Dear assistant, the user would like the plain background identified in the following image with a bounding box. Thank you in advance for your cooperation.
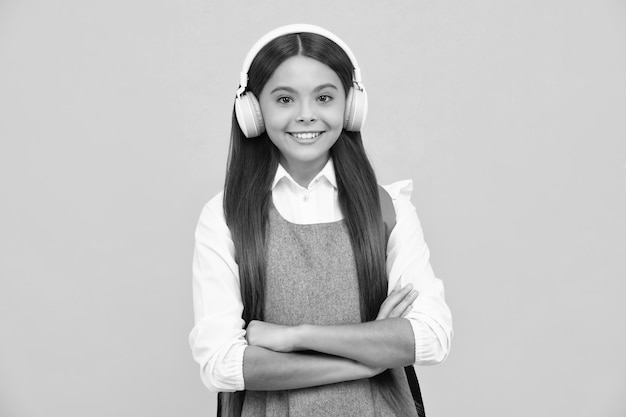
[1,1,625,416]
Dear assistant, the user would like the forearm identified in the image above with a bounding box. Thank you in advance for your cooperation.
[294,318,415,369]
[243,345,379,391]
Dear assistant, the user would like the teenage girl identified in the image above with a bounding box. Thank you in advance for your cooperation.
[190,24,453,417]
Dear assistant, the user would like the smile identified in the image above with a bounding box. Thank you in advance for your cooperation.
[289,132,322,140]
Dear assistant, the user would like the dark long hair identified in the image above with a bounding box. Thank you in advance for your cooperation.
[222,32,414,416]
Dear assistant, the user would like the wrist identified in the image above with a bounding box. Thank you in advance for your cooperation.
[291,323,309,351]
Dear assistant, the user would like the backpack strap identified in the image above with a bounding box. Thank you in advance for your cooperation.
[378,184,426,417]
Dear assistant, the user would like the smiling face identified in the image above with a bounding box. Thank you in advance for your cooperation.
[258,55,346,186]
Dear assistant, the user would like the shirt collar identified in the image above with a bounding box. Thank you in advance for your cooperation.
[272,158,338,190]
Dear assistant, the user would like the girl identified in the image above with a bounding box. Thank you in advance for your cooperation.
[190,24,452,417]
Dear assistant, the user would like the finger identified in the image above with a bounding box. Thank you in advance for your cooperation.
[376,296,397,320]
[381,284,412,312]
[377,285,414,320]
[389,290,419,318]
[400,302,413,317]
[391,284,414,305]
[376,302,391,320]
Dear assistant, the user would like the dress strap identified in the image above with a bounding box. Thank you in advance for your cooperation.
[378,185,396,246]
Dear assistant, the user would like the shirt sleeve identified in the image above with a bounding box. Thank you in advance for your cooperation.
[382,181,453,365]
[189,191,247,392]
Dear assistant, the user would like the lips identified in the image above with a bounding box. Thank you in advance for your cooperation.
[289,132,322,140]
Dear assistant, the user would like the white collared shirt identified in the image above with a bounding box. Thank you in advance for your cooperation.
[189,159,453,392]
[271,161,342,224]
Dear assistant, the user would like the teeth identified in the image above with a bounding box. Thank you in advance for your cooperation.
[291,132,321,140]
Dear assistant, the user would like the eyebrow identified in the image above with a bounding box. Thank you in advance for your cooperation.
[270,83,339,94]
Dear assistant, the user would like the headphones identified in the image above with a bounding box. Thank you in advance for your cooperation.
[234,24,368,138]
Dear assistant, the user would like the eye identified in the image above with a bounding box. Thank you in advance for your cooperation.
[277,96,293,104]
[317,94,333,103]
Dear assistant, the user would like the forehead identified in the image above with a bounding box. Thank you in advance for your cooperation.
[262,55,344,94]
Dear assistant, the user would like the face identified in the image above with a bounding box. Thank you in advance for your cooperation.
[258,55,346,183]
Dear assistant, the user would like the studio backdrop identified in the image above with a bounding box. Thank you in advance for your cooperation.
[0,1,624,416]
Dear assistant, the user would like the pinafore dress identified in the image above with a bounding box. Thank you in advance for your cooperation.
[239,204,418,417]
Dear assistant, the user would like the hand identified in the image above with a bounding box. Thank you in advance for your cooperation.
[376,282,419,320]
[245,320,297,352]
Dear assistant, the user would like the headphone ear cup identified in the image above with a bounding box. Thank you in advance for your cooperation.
[235,92,265,138]
[343,87,368,132]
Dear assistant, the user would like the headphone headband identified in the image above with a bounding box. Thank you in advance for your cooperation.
[237,24,364,98]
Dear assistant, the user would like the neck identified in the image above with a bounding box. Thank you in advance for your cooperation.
[281,156,329,188]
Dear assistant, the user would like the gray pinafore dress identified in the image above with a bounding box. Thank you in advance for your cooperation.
[240,204,417,417]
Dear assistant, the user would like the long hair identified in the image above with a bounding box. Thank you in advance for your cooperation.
[222,32,414,416]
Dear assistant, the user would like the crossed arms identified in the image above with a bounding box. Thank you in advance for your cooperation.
[243,284,418,390]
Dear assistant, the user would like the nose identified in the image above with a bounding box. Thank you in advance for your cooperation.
[296,102,316,124]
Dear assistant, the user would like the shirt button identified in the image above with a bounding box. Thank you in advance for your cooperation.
[303,193,309,202]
